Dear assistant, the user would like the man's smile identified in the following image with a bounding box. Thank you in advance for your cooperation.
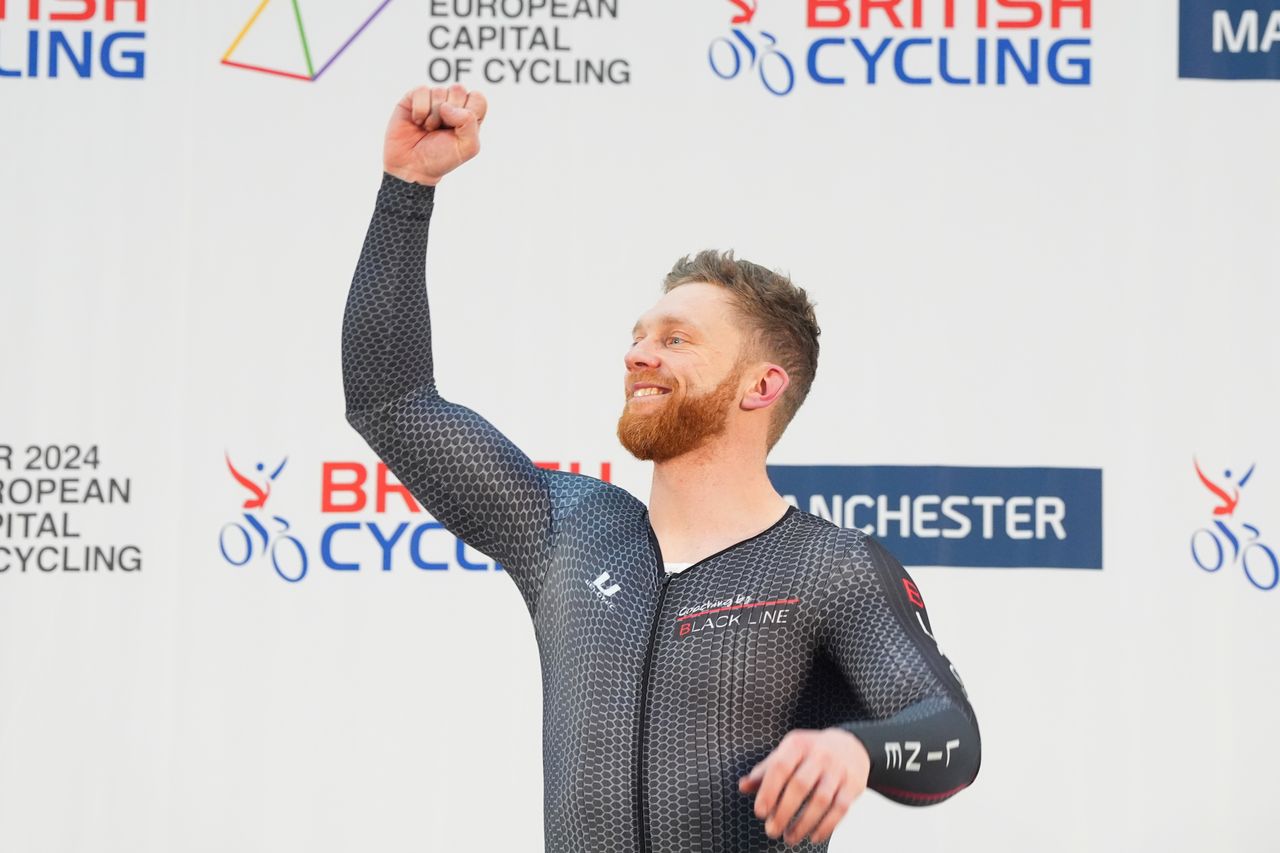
[629,381,672,400]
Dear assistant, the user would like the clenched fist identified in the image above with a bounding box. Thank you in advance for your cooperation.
[383,83,487,187]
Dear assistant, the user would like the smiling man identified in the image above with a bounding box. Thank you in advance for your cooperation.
[343,83,981,852]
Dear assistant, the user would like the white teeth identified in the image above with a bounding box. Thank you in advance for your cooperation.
[632,387,668,398]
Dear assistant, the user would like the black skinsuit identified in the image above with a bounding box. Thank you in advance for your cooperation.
[342,173,981,853]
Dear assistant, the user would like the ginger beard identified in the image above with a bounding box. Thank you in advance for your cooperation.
[616,360,747,463]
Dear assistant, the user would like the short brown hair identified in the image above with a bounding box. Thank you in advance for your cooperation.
[663,250,820,451]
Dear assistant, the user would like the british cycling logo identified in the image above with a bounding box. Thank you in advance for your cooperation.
[1191,458,1278,591]
[708,0,1092,96]
[218,453,610,583]
[220,453,309,582]
[221,0,393,82]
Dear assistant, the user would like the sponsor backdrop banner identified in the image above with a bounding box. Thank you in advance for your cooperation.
[1,1,1277,851]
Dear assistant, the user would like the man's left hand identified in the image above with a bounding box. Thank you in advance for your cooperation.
[738,728,871,846]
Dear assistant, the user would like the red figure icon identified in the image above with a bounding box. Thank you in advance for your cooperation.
[1194,457,1255,517]
[225,453,288,509]
[728,0,757,24]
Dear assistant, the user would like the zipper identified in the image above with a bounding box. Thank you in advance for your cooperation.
[635,524,669,853]
[633,505,795,852]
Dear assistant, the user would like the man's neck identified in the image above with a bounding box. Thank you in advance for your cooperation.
[647,439,792,564]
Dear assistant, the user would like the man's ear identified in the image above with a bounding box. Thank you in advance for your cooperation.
[741,364,789,412]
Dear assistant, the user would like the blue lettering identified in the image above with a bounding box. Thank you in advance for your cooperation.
[368,521,409,572]
[0,31,23,77]
[49,30,92,78]
[938,37,970,85]
[997,37,1039,85]
[410,521,450,571]
[322,522,361,571]
[807,37,845,84]
[1048,38,1090,85]
[894,37,932,85]
[102,31,145,78]
[851,37,891,84]
[0,28,145,79]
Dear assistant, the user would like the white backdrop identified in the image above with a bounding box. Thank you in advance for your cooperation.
[2,1,1279,851]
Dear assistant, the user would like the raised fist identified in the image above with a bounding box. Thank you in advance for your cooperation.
[383,83,487,187]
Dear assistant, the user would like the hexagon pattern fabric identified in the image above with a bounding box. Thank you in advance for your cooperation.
[342,173,981,852]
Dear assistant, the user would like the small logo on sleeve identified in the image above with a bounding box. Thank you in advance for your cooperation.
[899,576,967,693]
[884,738,962,772]
[902,577,925,608]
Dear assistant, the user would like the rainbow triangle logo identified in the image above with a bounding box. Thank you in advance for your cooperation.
[221,0,394,82]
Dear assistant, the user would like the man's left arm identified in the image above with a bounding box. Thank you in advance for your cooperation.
[740,533,981,844]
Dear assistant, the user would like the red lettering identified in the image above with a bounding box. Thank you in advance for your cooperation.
[50,0,93,21]
[861,0,902,28]
[902,578,925,609]
[679,622,691,637]
[0,0,42,21]
[996,0,1040,28]
[376,463,421,513]
[1052,0,1089,28]
[322,462,367,513]
[3,0,144,20]
[807,0,850,28]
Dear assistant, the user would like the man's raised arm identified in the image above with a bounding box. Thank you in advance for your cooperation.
[342,85,586,602]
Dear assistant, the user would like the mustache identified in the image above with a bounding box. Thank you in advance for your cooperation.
[625,372,677,390]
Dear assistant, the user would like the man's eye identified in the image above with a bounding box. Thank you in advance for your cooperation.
[668,336,684,345]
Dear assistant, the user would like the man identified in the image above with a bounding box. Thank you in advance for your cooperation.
[342,83,980,852]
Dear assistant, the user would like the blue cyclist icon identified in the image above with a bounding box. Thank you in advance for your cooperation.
[220,452,310,583]
[1191,458,1277,591]
[707,0,795,96]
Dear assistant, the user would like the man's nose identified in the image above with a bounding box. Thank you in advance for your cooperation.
[624,338,662,373]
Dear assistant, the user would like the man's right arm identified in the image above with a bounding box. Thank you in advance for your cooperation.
[342,172,564,589]
[342,86,594,602]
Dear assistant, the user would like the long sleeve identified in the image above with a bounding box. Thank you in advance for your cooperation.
[818,533,981,805]
[341,172,593,610]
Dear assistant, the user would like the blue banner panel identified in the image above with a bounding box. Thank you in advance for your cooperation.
[1180,0,1280,79]
[767,465,1103,570]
